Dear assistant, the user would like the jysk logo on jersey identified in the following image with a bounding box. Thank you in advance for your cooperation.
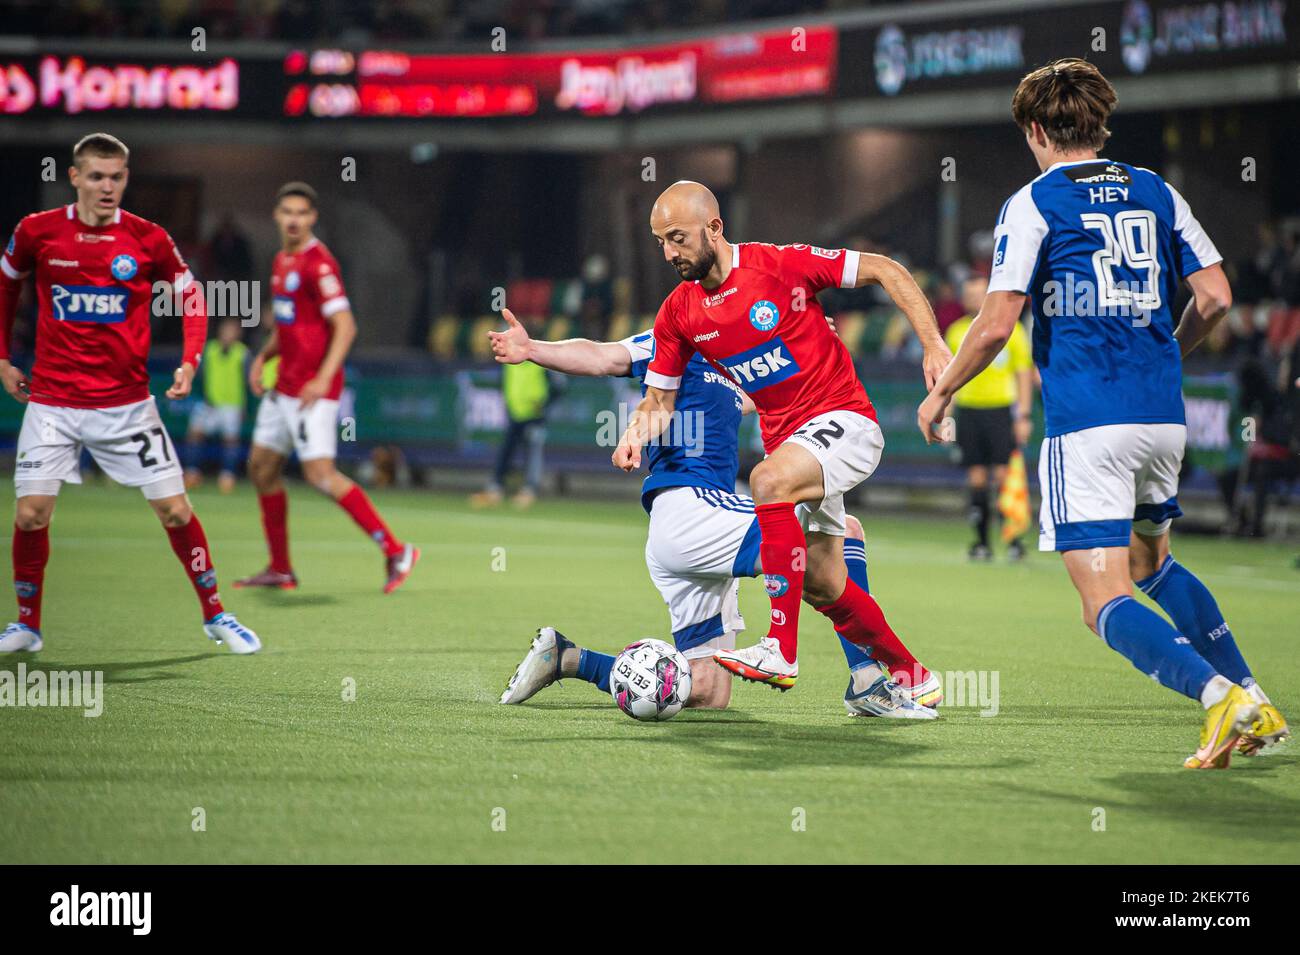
[749,299,780,331]
[719,336,800,392]
[50,285,129,323]
[110,253,138,280]
[273,295,296,324]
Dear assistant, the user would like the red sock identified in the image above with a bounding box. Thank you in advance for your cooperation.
[12,524,49,631]
[165,514,225,621]
[258,490,292,573]
[337,486,402,557]
[818,579,931,687]
[755,501,806,664]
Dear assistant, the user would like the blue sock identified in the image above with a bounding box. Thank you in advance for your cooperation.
[1096,595,1217,701]
[839,537,876,671]
[577,648,615,693]
[220,442,241,476]
[184,438,204,472]
[1136,555,1253,687]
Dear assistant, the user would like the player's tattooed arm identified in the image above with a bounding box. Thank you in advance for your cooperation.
[489,308,631,376]
[917,291,1025,445]
[853,252,950,388]
[1175,264,1233,358]
[613,386,677,471]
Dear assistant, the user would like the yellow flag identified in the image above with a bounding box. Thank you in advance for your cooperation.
[999,449,1030,542]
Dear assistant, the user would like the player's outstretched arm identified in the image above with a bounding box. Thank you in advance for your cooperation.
[488,308,631,376]
[854,252,950,388]
[1176,264,1233,358]
[613,385,676,472]
[917,291,1025,445]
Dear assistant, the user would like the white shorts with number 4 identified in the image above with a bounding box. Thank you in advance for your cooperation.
[14,397,185,500]
[782,409,885,537]
[251,390,339,462]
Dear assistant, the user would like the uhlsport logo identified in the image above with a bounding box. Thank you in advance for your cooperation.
[764,574,789,597]
[749,299,780,331]
[719,337,800,392]
[273,294,296,324]
[51,285,128,323]
[109,253,138,280]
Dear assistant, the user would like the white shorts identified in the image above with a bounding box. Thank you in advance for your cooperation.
[781,409,885,537]
[14,397,185,500]
[645,486,757,659]
[188,402,243,441]
[251,390,339,461]
[1038,423,1185,552]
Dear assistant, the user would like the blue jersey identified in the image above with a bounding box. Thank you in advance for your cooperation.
[620,331,746,512]
[987,159,1221,437]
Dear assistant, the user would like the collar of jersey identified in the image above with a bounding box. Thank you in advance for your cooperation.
[1035,157,1112,181]
[693,242,741,288]
[66,204,121,226]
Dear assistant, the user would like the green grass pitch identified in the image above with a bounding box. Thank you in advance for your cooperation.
[1,482,1296,864]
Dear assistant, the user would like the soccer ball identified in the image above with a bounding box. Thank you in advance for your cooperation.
[610,639,692,722]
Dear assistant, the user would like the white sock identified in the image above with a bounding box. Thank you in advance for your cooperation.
[1244,680,1270,706]
[850,664,887,694]
[1200,674,1232,710]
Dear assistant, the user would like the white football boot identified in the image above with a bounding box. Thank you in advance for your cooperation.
[713,636,798,690]
[844,666,938,720]
[0,622,42,653]
[500,627,568,704]
[203,612,262,654]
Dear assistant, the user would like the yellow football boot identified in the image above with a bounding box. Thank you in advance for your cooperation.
[1236,703,1289,756]
[1183,685,1259,770]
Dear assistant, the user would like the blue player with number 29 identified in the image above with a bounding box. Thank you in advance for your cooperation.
[918,58,1287,769]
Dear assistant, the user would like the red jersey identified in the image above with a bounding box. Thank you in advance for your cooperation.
[270,238,350,400]
[645,241,875,451]
[0,205,202,409]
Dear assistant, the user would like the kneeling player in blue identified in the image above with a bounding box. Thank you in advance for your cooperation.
[918,59,1287,766]
[491,309,935,718]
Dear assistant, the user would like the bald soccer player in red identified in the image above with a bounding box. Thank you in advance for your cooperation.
[614,182,946,703]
